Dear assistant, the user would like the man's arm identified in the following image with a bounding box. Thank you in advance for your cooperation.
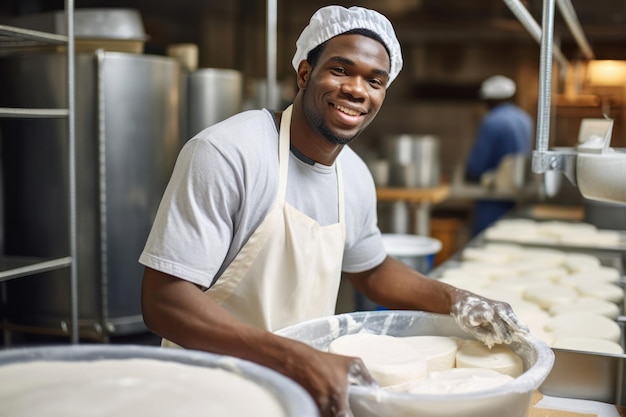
[141,267,372,417]
[345,256,529,347]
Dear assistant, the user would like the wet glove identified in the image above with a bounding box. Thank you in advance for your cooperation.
[450,288,530,348]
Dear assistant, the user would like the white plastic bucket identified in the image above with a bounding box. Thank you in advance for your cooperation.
[382,233,442,272]
[355,234,442,311]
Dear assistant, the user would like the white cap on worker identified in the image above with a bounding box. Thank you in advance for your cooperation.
[292,5,403,86]
[480,75,516,99]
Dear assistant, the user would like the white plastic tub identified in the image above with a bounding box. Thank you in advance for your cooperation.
[0,345,319,417]
[277,310,554,417]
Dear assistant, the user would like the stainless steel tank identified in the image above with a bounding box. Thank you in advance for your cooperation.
[183,68,243,139]
[384,134,441,188]
[0,51,181,340]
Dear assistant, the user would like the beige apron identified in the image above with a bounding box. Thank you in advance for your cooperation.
[163,105,345,347]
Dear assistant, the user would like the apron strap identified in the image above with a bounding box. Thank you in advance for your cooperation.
[277,105,292,202]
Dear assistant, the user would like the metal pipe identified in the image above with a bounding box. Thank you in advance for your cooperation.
[65,0,78,344]
[536,0,556,155]
[501,0,569,70]
[556,0,595,60]
[96,49,110,342]
[266,0,279,109]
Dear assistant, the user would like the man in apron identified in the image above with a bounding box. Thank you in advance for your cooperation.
[140,6,529,417]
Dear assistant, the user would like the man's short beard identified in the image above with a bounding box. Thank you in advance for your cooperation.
[315,120,355,145]
[302,90,357,146]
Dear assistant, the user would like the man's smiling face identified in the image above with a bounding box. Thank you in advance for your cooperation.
[300,33,390,145]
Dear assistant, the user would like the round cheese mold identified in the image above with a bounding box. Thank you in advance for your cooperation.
[455,339,524,378]
[328,333,428,387]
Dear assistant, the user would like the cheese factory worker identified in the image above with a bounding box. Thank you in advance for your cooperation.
[140,6,529,417]
[465,75,534,236]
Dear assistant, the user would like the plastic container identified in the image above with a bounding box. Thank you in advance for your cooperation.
[277,310,554,417]
[0,345,319,417]
[382,233,442,271]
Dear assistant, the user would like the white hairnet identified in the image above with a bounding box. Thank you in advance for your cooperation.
[292,5,403,86]
[480,75,516,99]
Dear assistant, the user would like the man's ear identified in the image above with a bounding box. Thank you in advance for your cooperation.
[297,60,312,89]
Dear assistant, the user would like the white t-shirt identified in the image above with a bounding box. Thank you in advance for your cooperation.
[139,109,386,288]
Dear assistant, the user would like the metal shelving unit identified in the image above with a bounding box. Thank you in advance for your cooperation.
[0,1,78,344]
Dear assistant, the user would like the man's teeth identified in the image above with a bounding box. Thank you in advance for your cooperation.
[335,104,360,116]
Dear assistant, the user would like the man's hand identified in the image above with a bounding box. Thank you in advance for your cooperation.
[284,345,376,417]
[450,288,530,348]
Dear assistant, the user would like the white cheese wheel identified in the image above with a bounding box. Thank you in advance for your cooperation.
[523,284,578,309]
[459,262,520,280]
[593,230,622,246]
[517,248,567,267]
[399,336,459,372]
[461,248,512,264]
[563,253,602,272]
[455,340,524,378]
[552,337,624,355]
[515,309,553,345]
[385,368,514,395]
[437,276,487,294]
[575,266,621,283]
[516,234,560,244]
[557,266,621,286]
[545,312,621,343]
[328,333,427,387]
[575,282,624,304]
[482,243,525,257]
[0,359,287,417]
[475,286,525,305]
[490,275,553,296]
[549,297,620,319]
[519,267,569,282]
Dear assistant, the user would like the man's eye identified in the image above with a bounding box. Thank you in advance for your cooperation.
[331,67,347,75]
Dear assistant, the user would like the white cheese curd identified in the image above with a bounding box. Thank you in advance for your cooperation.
[328,333,428,386]
[523,284,579,309]
[551,337,624,355]
[0,359,287,417]
[459,262,521,280]
[455,340,524,378]
[518,266,569,282]
[515,309,553,346]
[548,296,620,319]
[563,253,602,272]
[399,336,459,372]
[558,268,621,287]
[461,247,513,264]
[437,276,488,294]
[482,242,525,257]
[384,368,514,395]
[517,248,567,267]
[574,282,625,304]
[545,312,622,343]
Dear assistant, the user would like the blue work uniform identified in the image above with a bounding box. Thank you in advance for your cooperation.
[465,103,533,236]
